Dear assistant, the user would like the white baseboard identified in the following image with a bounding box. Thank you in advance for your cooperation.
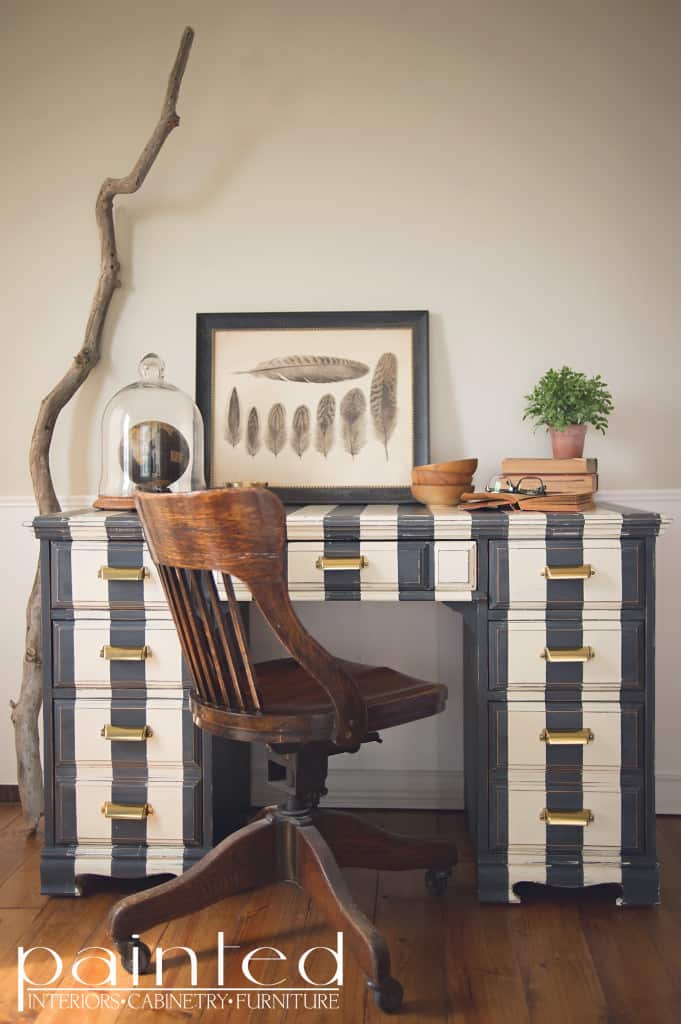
[320,771,679,815]
[655,774,681,815]
[322,769,464,810]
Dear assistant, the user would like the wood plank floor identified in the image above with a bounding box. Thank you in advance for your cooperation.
[1,804,680,1023]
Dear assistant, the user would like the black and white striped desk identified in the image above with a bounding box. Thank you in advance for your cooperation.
[34,502,667,905]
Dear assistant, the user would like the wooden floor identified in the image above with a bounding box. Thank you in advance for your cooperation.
[1,806,681,1022]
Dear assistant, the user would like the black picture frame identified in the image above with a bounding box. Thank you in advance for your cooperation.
[196,310,429,504]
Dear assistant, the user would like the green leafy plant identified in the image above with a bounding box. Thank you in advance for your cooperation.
[523,366,614,433]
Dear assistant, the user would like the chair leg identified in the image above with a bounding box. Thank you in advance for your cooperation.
[108,816,278,955]
[315,809,458,872]
[294,822,403,1012]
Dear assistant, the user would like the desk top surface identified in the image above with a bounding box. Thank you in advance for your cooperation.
[33,502,665,542]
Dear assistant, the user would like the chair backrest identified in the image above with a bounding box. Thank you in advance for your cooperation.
[135,488,366,745]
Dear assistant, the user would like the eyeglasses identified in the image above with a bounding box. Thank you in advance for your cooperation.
[485,475,547,497]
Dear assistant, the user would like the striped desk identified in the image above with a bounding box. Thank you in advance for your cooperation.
[34,502,666,905]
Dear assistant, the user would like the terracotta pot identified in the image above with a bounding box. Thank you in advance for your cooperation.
[549,424,587,459]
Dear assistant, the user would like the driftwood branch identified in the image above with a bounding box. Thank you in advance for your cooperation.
[11,27,195,830]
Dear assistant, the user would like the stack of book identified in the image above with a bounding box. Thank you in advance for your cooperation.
[499,457,598,512]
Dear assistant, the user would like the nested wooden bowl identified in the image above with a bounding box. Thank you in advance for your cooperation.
[414,458,478,476]
[411,469,474,485]
[411,483,469,506]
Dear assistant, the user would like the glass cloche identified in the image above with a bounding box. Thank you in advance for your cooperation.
[94,353,206,510]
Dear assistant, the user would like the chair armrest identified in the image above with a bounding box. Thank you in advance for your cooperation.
[252,581,368,747]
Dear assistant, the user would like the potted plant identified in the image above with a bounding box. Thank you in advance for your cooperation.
[523,366,614,459]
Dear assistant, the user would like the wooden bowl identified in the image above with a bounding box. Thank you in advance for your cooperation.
[411,483,469,506]
[414,458,478,476]
[411,469,474,485]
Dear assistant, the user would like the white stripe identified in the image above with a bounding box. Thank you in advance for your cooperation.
[432,509,472,541]
[360,504,399,540]
[284,505,338,539]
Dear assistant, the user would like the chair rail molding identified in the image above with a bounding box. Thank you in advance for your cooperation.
[2,490,679,813]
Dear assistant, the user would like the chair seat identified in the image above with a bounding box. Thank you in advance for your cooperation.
[190,657,448,744]
[255,657,447,734]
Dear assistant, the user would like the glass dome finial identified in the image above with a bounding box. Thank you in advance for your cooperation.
[138,352,165,384]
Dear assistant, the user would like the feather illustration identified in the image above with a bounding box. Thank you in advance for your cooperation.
[225,387,241,446]
[246,407,260,457]
[265,403,286,456]
[238,355,369,384]
[315,394,336,458]
[291,405,310,458]
[340,388,367,458]
[370,352,398,460]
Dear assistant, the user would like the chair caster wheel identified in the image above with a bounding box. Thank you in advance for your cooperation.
[115,938,152,975]
[369,976,404,1014]
[425,868,451,895]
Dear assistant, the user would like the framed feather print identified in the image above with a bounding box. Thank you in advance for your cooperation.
[196,311,429,503]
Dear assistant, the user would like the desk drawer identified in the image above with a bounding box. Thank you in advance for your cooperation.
[54,697,200,771]
[53,620,186,690]
[51,541,167,611]
[55,778,202,846]
[489,539,645,609]
[286,540,476,597]
[489,620,643,695]
[489,701,643,773]
[490,779,644,855]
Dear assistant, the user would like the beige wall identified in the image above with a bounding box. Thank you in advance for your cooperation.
[2,0,680,493]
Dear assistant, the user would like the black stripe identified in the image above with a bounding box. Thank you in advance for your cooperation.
[182,693,196,852]
[108,623,147,684]
[397,504,434,541]
[108,701,150,770]
[545,622,584,693]
[398,506,433,601]
[58,702,77,845]
[494,515,510,897]
[106,541,145,615]
[56,620,75,691]
[544,784,584,888]
[544,704,583,772]
[110,701,149,858]
[545,523,584,608]
[55,538,73,607]
[323,507,363,600]
[620,518,635,893]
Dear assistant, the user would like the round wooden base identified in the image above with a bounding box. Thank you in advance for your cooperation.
[93,495,137,511]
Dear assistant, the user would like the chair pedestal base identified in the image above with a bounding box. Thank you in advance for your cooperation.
[108,805,458,1012]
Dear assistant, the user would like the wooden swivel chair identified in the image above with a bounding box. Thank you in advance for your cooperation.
[108,488,457,1013]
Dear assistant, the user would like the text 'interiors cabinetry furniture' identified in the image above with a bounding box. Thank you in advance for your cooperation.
[34,501,666,904]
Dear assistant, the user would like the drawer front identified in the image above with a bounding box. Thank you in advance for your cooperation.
[286,540,476,598]
[489,620,643,695]
[489,701,644,772]
[490,779,644,855]
[54,697,200,772]
[51,540,167,611]
[55,778,202,846]
[50,541,252,610]
[53,620,187,690]
[489,538,645,609]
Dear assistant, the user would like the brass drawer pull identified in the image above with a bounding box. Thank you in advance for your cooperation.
[100,645,151,661]
[100,724,153,742]
[540,728,594,746]
[540,646,594,663]
[541,564,595,580]
[540,808,594,827]
[315,556,369,571]
[101,801,152,820]
[98,566,149,581]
